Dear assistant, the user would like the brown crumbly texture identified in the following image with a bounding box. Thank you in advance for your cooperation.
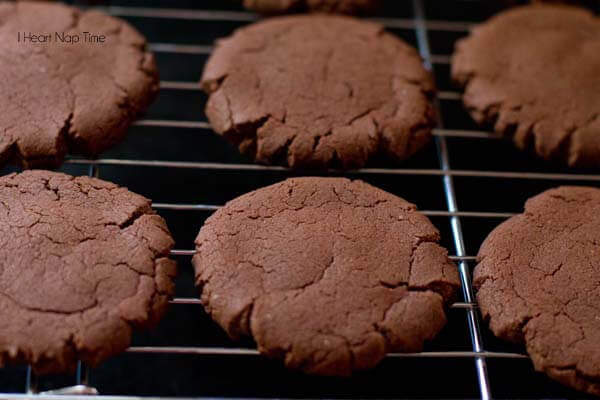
[0,1,159,169]
[451,5,600,167]
[474,186,600,396]
[201,16,436,169]
[242,0,379,14]
[0,170,177,374]
[194,177,460,375]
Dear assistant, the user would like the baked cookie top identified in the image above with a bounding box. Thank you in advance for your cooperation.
[202,15,435,169]
[0,170,176,374]
[0,1,159,168]
[452,5,600,167]
[474,186,600,395]
[242,0,379,14]
[194,177,459,375]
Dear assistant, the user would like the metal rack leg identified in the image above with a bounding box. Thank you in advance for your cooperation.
[89,163,100,178]
[76,361,90,386]
[25,366,38,394]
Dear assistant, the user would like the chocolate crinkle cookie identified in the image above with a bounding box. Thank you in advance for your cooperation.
[0,1,159,169]
[0,170,177,374]
[242,0,379,14]
[474,186,600,396]
[194,177,460,376]
[202,15,436,169]
[452,5,600,167]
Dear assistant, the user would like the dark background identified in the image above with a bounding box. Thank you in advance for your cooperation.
[1,0,599,398]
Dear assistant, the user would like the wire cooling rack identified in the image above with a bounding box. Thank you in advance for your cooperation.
[1,0,600,399]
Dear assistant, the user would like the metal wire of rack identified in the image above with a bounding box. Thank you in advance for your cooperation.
[1,0,600,399]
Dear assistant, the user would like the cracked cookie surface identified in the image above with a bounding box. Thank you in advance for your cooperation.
[451,5,600,167]
[0,1,159,168]
[0,170,176,374]
[474,186,600,395]
[201,15,435,169]
[242,0,379,14]
[193,177,459,375]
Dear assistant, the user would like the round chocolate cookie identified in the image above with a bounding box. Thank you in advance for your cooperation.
[0,1,159,168]
[194,177,460,375]
[242,0,379,14]
[0,170,176,374]
[474,186,600,395]
[452,5,600,167]
[201,16,435,169]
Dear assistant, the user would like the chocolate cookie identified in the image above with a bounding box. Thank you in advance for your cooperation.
[452,5,600,167]
[201,16,435,169]
[194,177,460,375]
[474,186,600,395]
[242,0,379,14]
[0,170,176,374]
[0,1,159,168]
